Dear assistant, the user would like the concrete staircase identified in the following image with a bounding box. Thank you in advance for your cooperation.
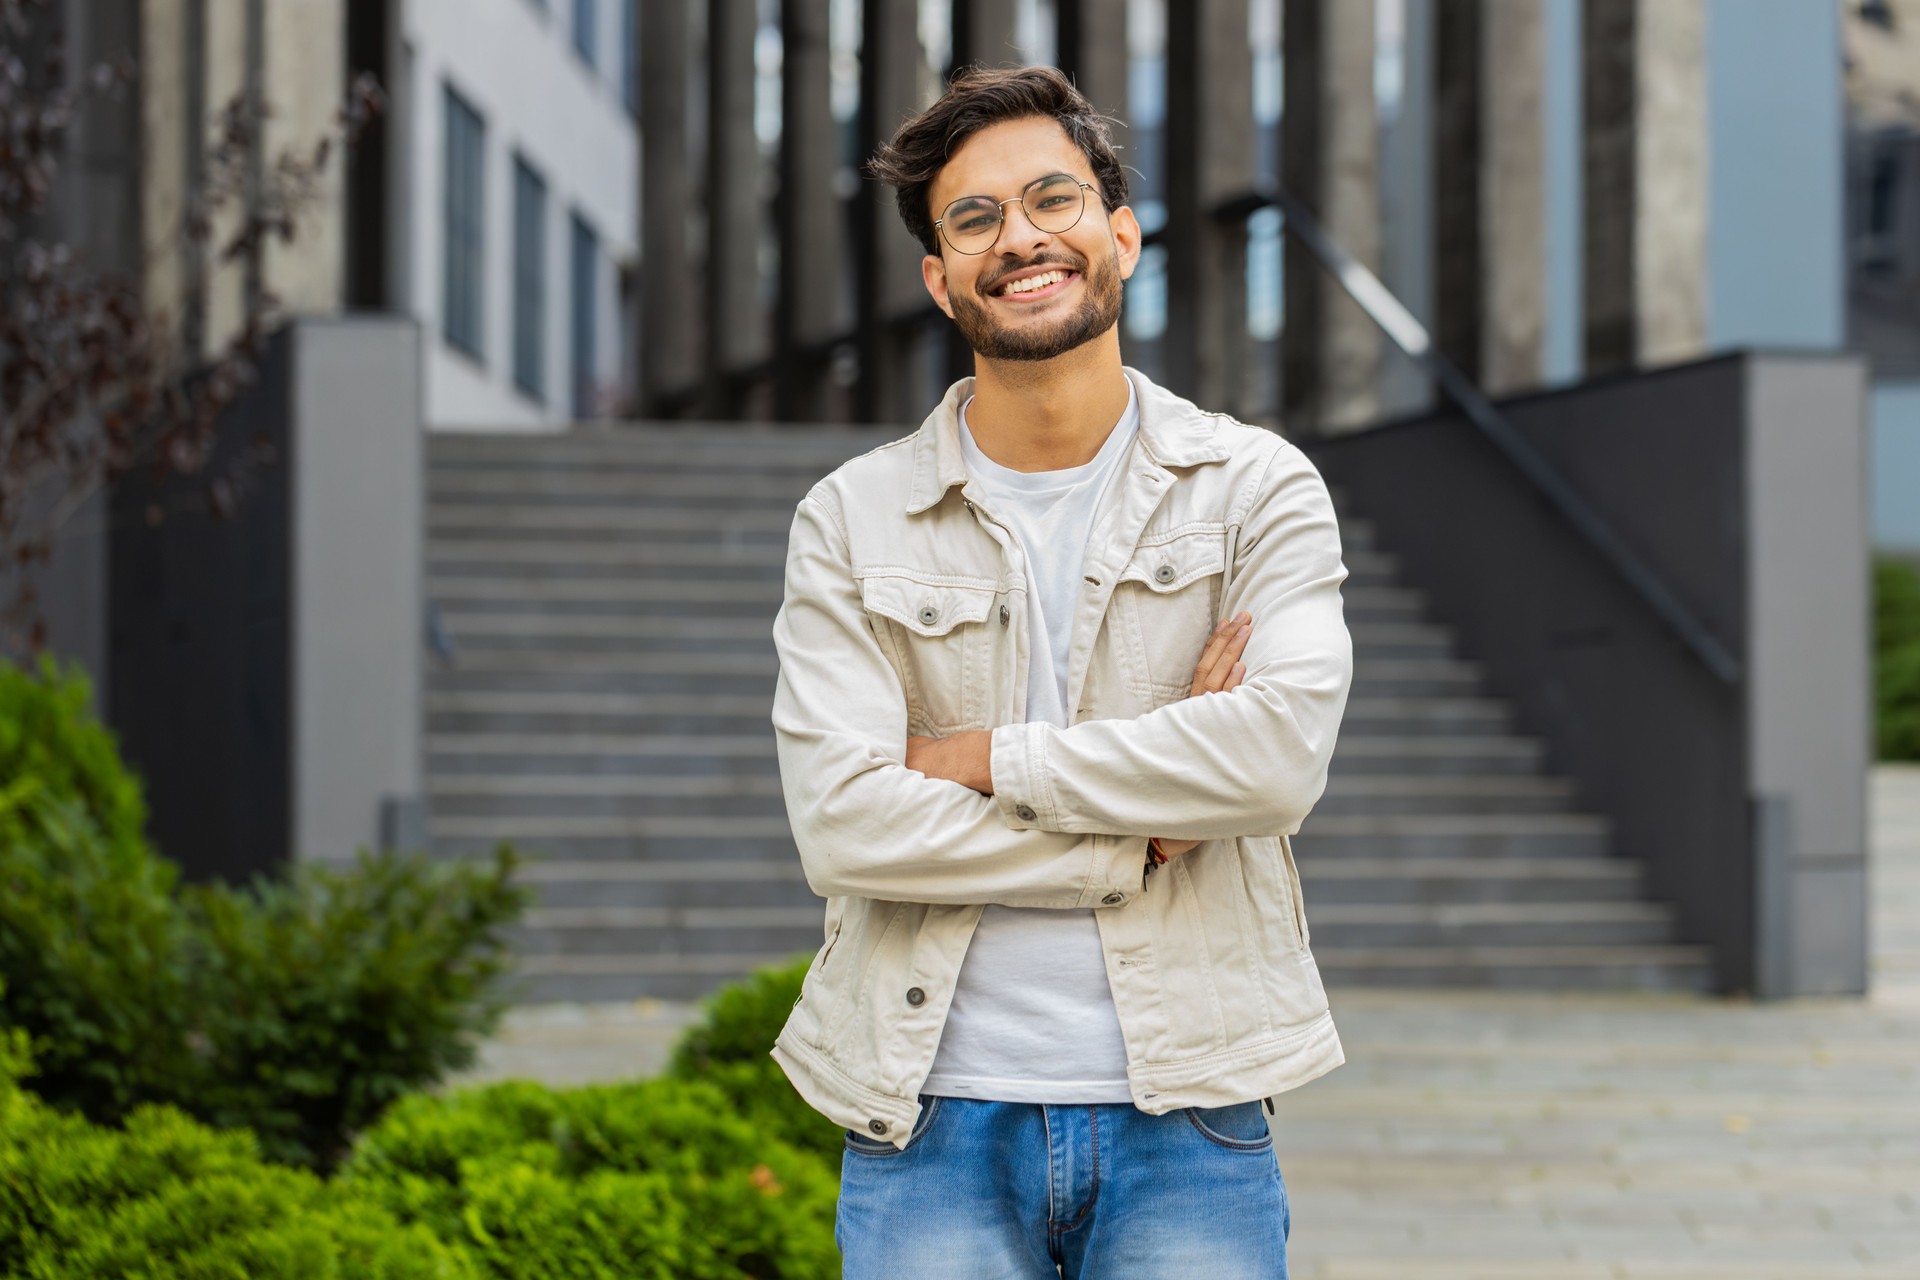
[424,425,1715,1002]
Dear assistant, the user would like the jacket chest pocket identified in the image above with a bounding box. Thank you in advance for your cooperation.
[857,575,1001,734]
[1114,528,1227,703]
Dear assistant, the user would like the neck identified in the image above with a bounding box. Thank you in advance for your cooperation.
[964,329,1130,472]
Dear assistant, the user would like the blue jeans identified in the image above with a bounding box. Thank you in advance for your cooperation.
[836,1095,1291,1278]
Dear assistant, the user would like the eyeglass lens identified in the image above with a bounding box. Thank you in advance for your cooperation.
[940,174,1087,254]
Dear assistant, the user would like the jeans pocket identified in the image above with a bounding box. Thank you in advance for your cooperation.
[844,1094,942,1156]
[1184,1100,1273,1150]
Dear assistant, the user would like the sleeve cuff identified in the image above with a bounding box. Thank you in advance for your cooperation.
[990,721,1051,827]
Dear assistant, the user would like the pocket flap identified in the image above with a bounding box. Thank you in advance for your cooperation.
[858,576,998,637]
[1119,531,1227,593]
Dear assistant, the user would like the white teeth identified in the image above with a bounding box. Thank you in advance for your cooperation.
[1000,269,1068,296]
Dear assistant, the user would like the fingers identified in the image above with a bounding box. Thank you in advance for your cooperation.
[1190,611,1252,696]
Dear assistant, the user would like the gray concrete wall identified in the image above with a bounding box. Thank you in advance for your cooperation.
[1745,355,1871,996]
[1304,350,1871,998]
[290,318,426,865]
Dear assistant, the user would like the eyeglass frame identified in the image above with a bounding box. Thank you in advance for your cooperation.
[932,172,1100,255]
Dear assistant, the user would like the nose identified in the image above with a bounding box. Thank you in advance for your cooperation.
[989,195,1052,258]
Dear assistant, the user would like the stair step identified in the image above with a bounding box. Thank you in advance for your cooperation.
[1340,696,1510,736]
[1296,856,1647,904]
[1308,901,1677,946]
[1315,775,1577,815]
[1295,812,1609,858]
[428,540,790,571]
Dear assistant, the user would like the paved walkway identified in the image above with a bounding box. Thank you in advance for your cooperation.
[453,766,1920,1277]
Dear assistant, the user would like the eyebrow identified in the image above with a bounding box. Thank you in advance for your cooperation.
[945,170,1081,204]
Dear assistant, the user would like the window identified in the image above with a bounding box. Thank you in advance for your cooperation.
[441,84,486,361]
[570,211,599,419]
[512,155,547,401]
[573,0,596,68]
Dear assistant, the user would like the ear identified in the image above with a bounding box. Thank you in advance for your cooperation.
[922,251,955,319]
[1109,204,1143,283]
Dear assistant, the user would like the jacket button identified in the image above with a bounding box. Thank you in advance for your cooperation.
[1014,803,1037,822]
[868,1119,888,1135]
[906,986,925,1006]
[1102,892,1125,905]
[1153,563,1176,584]
[918,604,939,625]
[999,604,1010,626]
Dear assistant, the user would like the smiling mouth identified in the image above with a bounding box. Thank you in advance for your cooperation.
[990,268,1079,301]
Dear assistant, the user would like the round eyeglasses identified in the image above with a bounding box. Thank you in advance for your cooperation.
[934,173,1096,255]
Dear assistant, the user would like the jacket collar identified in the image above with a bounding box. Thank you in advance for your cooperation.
[904,365,1232,515]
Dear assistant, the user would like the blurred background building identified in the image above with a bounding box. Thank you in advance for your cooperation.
[20,0,1903,1005]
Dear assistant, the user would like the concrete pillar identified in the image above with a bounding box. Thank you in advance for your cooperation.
[201,0,248,358]
[1433,0,1546,395]
[856,0,929,423]
[954,0,1021,70]
[141,0,189,330]
[1582,0,1707,375]
[1057,0,1129,121]
[1282,0,1382,433]
[641,0,697,412]
[1166,0,1253,412]
[259,1,344,314]
[706,0,764,416]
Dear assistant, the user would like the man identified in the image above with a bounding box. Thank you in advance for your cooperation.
[767,64,1352,1278]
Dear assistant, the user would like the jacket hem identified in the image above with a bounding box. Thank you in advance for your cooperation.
[770,1030,922,1150]
[1129,1007,1346,1114]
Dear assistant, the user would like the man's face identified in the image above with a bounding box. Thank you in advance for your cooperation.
[921,116,1141,363]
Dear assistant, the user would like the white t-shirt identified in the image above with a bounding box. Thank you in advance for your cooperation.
[920,377,1141,1103]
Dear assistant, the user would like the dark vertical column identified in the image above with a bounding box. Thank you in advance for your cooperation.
[855,0,928,424]
[1057,0,1129,119]
[1581,0,1635,375]
[1165,0,1252,411]
[1431,0,1484,385]
[1281,0,1380,434]
[706,0,763,417]
[641,0,696,414]
[779,0,841,421]
[952,0,1020,71]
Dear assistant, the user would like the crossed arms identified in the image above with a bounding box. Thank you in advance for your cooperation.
[769,442,1353,909]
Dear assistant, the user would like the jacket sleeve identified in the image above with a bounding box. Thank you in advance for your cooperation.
[988,440,1353,840]
[770,487,1148,907]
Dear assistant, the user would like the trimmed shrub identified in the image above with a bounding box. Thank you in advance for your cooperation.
[180,844,532,1172]
[0,653,147,861]
[0,653,532,1174]
[342,1075,841,1279]
[0,992,472,1280]
[667,955,844,1165]
[1876,557,1920,761]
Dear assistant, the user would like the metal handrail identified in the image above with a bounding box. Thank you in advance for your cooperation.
[1258,184,1743,686]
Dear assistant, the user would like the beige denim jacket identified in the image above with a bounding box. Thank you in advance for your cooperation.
[768,367,1352,1148]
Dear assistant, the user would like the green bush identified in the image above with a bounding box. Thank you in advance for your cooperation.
[0,989,472,1279]
[179,844,533,1172]
[1876,557,1920,761]
[0,654,533,1174]
[0,653,148,862]
[341,1075,841,1279]
[666,955,844,1165]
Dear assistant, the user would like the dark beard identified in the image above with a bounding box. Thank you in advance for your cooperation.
[948,247,1124,362]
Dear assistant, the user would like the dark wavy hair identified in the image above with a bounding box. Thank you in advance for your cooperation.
[864,64,1130,257]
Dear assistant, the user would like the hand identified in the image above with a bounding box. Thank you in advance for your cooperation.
[1153,610,1253,859]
